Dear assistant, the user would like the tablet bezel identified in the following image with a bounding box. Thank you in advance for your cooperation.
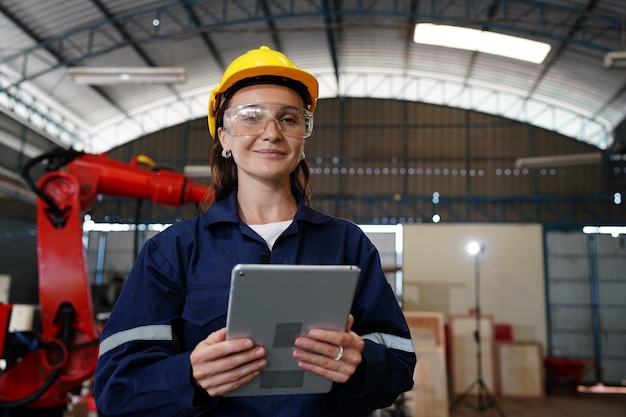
[224,263,360,397]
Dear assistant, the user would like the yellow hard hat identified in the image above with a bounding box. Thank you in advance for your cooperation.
[208,45,319,139]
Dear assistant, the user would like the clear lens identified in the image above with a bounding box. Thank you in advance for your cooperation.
[223,102,314,138]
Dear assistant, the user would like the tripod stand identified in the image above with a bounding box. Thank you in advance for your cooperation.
[449,243,505,416]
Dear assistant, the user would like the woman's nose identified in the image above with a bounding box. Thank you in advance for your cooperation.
[260,117,283,139]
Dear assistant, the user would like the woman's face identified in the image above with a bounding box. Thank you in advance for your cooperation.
[218,84,307,186]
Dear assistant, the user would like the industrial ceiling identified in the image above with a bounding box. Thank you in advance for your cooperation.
[0,0,625,174]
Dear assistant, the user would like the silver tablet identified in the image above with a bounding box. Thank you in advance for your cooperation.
[224,263,360,397]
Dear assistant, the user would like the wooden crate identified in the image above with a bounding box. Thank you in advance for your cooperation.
[404,311,449,417]
[449,314,497,397]
[497,341,544,398]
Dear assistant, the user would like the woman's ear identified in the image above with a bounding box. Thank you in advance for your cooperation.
[217,127,227,149]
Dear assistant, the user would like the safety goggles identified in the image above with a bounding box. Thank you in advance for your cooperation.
[222,102,314,138]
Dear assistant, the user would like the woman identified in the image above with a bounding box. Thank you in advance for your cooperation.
[94,46,416,417]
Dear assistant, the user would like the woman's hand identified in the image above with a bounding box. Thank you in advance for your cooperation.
[190,328,267,397]
[292,314,364,383]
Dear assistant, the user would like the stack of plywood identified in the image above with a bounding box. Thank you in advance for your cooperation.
[449,314,496,398]
[497,341,544,398]
[404,311,449,417]
[448,314,544,402]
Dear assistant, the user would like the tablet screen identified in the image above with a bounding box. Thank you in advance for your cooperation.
[224,263,360,396]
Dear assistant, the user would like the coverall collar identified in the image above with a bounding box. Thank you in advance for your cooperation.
[203,187,332,228]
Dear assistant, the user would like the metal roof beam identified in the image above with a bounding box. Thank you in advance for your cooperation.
[259,0,282,52]
[0,3,50,79]
[403,0,421,68]
[463,0,502,84]
[0,2,129,145]
[1,1,620,83]
[321,0,341,85]
[89,0,183,102]
[180,1,225,69]
[526,0,600,98]
[0,0,128,121]
[90,0,155,66]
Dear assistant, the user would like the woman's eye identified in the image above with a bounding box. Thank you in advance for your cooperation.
[280,114,299,124]
[240,110,263,122]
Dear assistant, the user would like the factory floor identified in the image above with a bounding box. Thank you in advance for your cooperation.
[58,390,626,417]
[448,393,626,417]
[60,393,626,417]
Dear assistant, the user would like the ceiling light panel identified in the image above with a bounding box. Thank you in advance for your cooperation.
[67,67,187,84]
[414,24,551,64]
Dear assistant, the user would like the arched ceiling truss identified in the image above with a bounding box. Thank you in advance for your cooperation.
[0,0,624,154]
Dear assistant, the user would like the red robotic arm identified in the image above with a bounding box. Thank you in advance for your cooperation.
[0,149,211,411]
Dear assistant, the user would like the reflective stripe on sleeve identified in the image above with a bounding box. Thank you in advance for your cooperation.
[362,332,415,353]
[98,325,173,357]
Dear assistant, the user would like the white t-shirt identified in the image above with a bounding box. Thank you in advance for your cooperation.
[248,220,293,250]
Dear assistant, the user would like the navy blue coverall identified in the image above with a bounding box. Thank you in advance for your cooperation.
[95,189,416,416]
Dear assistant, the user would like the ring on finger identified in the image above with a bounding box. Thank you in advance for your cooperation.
[334,345,344,361]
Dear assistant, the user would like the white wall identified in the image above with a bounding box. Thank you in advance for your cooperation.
[402,223,547,351]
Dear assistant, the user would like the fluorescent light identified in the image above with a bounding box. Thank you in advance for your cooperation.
[515,152,601,169]
[67,67,187,84]
[414,23,551,64]
[82,219,172,232]
[183,165,212,178]
[604,50,626,69]
[582,226,626,237]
